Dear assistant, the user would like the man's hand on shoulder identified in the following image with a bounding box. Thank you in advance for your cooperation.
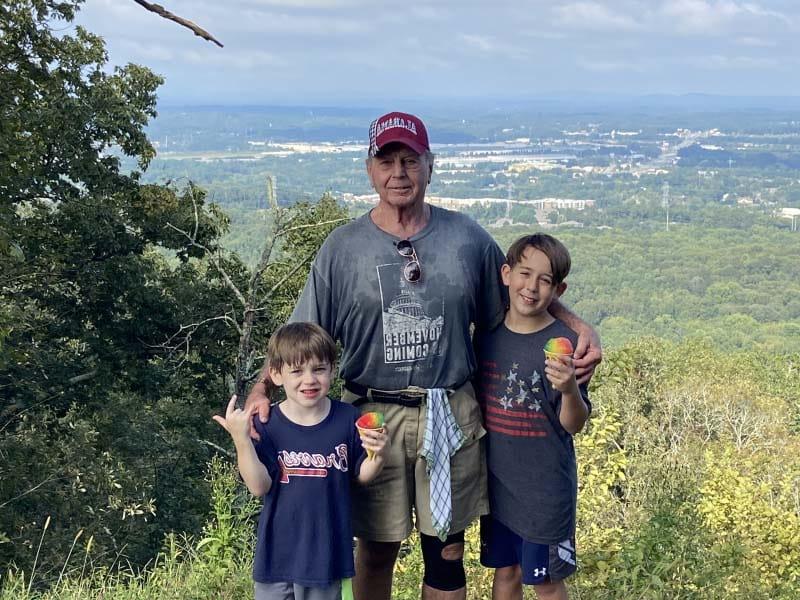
[573,324,602,384]
[244,380,272,441]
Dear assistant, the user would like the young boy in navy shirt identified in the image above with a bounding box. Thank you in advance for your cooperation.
[214,322,388,600]
[474,234,591,600]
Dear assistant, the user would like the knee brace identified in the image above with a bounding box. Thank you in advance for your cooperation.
[420,531,466,591]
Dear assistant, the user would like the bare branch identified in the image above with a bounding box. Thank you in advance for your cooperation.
[251,208,285,284]
[153,314,242,371]
[190,185,200,241]
[132,0,224,48]
[256,250,317,310]
[68,370,98,385]
[197,438,234,458]
[155,314,242,351]
[276,217,349,238]
[165,221,247,307]
[0,473,65,509]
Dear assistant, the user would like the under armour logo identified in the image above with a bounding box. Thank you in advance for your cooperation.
[532,567,547,577]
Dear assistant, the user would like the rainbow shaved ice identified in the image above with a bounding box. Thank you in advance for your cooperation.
[356,412,385,460]
[356,412,385,429]
[544,337,574,360]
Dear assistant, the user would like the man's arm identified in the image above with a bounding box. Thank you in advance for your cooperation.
[245,260,332,439]
[244,371,273,440]
[548,299,602,384]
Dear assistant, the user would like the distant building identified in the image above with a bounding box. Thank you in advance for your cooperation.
[531,198,595,210]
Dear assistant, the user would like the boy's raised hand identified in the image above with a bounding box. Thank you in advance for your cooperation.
[213,395,258,443]
[545,356,580,396]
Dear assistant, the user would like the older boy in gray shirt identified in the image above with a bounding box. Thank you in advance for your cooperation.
[475,233,591,600]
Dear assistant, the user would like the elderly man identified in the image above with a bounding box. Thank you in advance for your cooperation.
[246,111,601,600]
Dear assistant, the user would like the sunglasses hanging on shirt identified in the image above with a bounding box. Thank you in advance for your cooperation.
[396,239,422,283]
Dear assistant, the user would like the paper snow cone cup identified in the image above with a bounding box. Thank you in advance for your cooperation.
[544,350,571,362]
[356,411,385,460]
[543,337,574,363]
[544,337,575,388]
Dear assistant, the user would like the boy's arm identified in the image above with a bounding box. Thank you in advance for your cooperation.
[213,396,272,496]
[559,387,590,435]
[357,454,385,484]
[544,358,590,435]
[548,298,602,384]
[233,434,272,497]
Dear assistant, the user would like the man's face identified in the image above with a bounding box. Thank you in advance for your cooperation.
[366,142,432,210]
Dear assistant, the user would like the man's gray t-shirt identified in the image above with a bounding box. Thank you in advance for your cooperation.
[474,320,590,544]
[291,205,506,390]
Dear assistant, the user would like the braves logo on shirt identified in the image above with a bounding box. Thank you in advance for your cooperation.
[277,443,349,483]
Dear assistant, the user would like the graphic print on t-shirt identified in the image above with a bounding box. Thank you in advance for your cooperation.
[480,358,549,438]
[376,263,444,364]
[277,443,349,483]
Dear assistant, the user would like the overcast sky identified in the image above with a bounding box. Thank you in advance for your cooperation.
[73,0,800,106]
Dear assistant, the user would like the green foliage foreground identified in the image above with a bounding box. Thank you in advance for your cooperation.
[0,0,348,580]
[2,340,797,599]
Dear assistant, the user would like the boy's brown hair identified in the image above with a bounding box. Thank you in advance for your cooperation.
[267,322,337,372]
[506,233,572,284]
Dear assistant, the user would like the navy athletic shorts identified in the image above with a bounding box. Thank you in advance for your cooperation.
[479,515,577,585]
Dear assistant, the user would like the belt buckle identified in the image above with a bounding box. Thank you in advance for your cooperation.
[399,389,426,405]
[401,386,427,399]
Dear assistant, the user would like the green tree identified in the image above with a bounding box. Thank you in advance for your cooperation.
[0,1,348,582]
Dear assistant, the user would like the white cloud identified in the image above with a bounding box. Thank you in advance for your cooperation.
[736,35,777,47]
[459,34,495,52]
[181,49,287,69]
[117,40,176,62]
[73,0,800,102]
[553,2,642,31]
[658,0,791,34]
[660,0,745,33]
[409,6,450,20]
[576,57,647,72]
[686,53,784,69]
[232,9,367,35]
[243,0,365,7]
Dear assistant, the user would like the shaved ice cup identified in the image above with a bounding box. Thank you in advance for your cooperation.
[544,337,574,389]
[543,337,574,363]
[544,350,572,363]
[356,412,385,460]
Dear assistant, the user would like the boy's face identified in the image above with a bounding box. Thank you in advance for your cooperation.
[501,246,567,322]
[269,358,333,410]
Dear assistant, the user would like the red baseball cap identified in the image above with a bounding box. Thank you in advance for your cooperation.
[368,111,430,157]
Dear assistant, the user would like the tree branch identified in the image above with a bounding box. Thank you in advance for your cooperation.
[165,221,247,307]
[132,0,224,48]
[255,249,317,311]
[0,474,65,509]
[276,217,349,238]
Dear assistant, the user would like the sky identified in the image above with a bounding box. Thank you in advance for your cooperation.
[72,0,800,106]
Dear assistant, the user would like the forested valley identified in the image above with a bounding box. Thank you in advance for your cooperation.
[1,2,798,599]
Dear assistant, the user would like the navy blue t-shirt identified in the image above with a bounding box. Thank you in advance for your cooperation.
[252,399,366,586]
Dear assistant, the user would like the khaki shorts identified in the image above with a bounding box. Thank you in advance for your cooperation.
[344,382,488,542]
